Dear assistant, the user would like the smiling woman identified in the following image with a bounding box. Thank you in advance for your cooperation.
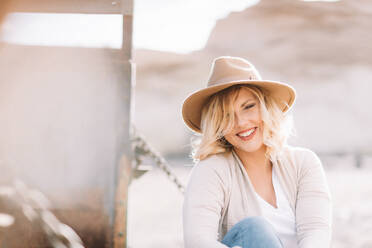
[181,56,332,248]
[193,84,293,163]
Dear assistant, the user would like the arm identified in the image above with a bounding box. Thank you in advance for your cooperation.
[295,149,333,248]
[183,159,231,248]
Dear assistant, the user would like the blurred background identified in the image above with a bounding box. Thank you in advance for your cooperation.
[0,0,371,247]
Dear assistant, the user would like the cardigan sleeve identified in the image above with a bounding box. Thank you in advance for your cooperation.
[295,149,333,248]
[183,156,233,248]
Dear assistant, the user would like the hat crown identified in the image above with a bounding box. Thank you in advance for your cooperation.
[207,56,262,87]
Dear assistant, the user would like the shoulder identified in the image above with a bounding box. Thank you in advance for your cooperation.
[185,152,231,198]
[192,151,230,172]
[281,145,323,171]
[188,152,231,182]
[283,145,320,160]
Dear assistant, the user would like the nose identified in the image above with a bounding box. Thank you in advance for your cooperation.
[235,113,247,129]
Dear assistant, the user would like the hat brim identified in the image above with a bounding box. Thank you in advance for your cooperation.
[182,80,296,133]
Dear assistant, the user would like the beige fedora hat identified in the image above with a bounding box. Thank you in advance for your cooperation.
[181,56,296,133]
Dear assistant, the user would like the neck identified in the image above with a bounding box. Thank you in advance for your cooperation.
[233,145,272,173]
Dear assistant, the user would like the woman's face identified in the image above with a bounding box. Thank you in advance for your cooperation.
[224,88,265,154]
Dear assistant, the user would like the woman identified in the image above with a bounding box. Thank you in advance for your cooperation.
[181,56,332,248]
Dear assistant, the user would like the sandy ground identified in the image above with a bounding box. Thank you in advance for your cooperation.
[127,156,372,248]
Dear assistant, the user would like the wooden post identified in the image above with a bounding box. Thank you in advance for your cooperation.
[113,0,134,247]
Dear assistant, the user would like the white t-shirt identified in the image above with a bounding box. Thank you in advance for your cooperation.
[254,168,298,248]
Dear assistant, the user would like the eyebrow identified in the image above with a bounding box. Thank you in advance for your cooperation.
[240,99,256,108]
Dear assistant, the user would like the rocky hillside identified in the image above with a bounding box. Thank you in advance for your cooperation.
[134,0,372,158]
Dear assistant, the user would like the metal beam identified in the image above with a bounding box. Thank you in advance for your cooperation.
[112,0,134,247]
[8,0,123,14]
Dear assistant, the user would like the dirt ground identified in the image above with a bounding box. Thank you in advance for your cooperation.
[128,156,372,248]
[1,155,371,248]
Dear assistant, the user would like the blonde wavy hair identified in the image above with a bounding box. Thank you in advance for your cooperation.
[191,84,295,162]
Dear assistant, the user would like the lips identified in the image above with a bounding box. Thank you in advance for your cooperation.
[236,127,257,141]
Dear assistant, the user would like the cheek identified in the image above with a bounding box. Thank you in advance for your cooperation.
[224,132,239,146]
[253,109,262,122]
[224,133,234,143]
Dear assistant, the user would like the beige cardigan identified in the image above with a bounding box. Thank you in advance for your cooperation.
[183,146,332,248]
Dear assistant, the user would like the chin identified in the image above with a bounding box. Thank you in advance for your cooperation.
[235,143,264,153]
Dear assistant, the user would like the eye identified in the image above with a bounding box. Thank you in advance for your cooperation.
[244,103,255,110]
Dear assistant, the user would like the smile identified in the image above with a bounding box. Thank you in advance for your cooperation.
[236,127,257,141]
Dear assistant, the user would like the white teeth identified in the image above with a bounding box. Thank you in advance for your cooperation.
[238,128,255,137]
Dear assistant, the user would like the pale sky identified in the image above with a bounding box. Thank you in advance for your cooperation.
[0,0,259,54]
[0,0,337,53]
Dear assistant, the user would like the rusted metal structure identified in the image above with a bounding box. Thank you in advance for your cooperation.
[2,0,135,247]
[113,1,134,247]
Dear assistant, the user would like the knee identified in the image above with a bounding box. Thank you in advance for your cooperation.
[225,216,282,248]
[235,216,272,234]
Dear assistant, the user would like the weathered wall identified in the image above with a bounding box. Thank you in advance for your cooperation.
[0,45,127,210]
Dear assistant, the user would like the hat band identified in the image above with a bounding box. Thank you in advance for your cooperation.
[208,74,261,87]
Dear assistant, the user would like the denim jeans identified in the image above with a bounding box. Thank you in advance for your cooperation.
[221,216,284,248]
